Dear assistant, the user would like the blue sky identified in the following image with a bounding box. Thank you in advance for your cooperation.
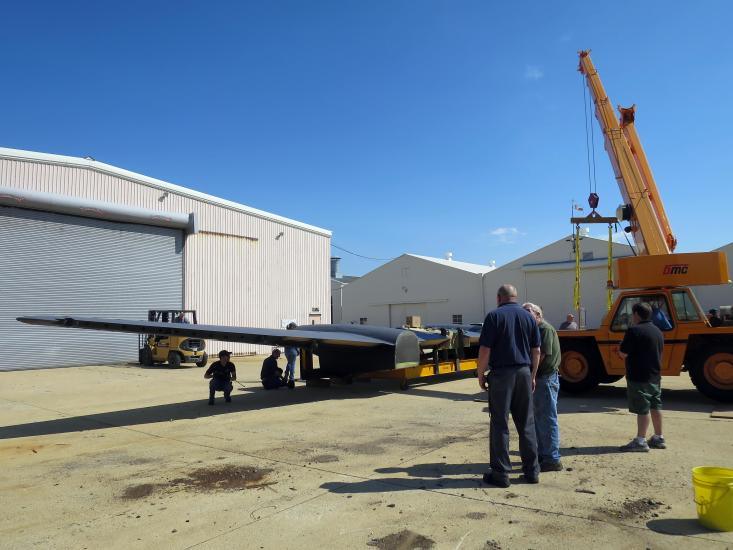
[3,1,732,275]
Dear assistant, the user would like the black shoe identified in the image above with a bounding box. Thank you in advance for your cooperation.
[540,461,563,472]
[287,380,295,389]
[208,399,214,406]
[225,396,232,403]
[482,472,510,488]
[522,474,539,484]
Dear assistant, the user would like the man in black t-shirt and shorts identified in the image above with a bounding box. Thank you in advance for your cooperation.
[204,350,237,405]
[617,302,666,452]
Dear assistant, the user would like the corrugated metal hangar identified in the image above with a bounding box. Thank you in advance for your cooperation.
[339,237,635,329]
[0,147,331,371]
[340,254,495,327]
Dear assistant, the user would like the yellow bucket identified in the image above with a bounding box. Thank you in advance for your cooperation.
[692,466,733,531]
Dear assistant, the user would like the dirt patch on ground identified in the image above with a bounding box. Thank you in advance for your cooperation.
[170,465,274,492]
[121,483,157,499]
[595,498,663,521]
[349,443,387,456]
[466,512,487,520]
[367,530,435,549]
[311,454,339,463]
[121,464,274,499]
[483,541,502,550]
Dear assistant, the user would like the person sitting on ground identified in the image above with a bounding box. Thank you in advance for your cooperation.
[617,302,666,452]
[204,350,236,405]
[558,314,578,331]
[260,349,294,390]
[708,308,723,328]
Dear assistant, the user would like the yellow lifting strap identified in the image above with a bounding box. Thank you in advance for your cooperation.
[607,224,613,310]
[573,224,581,311]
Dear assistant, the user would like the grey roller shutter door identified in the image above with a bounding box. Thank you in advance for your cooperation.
[0,207,183,371]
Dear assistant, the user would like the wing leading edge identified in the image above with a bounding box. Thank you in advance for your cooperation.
[16,315,423,373]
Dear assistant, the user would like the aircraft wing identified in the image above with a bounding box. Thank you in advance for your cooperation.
[17,316,423,373]
[17,316,395,347]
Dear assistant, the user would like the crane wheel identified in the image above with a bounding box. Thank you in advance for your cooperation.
[196,352,209,368]
[690,346,733,403]
[559,341,603,393]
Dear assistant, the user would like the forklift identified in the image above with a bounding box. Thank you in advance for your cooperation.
[138,310,208,368]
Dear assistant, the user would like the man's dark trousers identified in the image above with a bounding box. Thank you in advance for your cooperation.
[488,366,539,480]
[209,379,232,400]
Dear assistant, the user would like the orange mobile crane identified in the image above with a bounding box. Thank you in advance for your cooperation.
[557,51,733,402]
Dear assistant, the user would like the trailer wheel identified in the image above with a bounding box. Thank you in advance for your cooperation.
[690,346,733,402]
[168,351,182,368]
[399,379,409,391]
[139,347,153,366]
[196,352,208,368]
[559,341,603,393]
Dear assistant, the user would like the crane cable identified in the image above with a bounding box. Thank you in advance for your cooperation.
[574,224,581,313]
[588,80,598,194]
[582,75,593,195]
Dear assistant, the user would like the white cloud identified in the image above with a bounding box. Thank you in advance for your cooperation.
[489,227,525,244]
[524,65,544,81]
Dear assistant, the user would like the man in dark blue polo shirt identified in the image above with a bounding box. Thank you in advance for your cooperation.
[478,284,541,487]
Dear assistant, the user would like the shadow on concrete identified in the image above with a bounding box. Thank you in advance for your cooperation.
[558,384,716,415]
[646,518,718,536]
[0,384,388,440]
[322,462,535,494]
[374,462,526,477]
[375,462,485,478]
[1,373,716,441]
[561,445,621,456]
[507,445,620,458]
[321,476,488,494]
[463,383,715,415]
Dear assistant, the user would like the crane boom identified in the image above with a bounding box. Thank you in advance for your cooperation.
[578,50,676,256]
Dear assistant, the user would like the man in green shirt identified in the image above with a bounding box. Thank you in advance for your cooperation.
[523,303,563,472]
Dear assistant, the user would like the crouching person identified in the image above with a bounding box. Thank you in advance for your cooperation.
[205,350,236,405]
[261,349,295,390]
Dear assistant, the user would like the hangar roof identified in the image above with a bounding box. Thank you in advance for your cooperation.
[0,147,331,237]
[408,254,495,274]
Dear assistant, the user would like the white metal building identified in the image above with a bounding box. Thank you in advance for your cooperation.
[692,241,733,313]
[0,147,331,370]
[482,237,634,329]
[340,254,495,327]
[340,238,635,330]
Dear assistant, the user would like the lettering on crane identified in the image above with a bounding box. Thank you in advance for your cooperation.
[663,264,689,275]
